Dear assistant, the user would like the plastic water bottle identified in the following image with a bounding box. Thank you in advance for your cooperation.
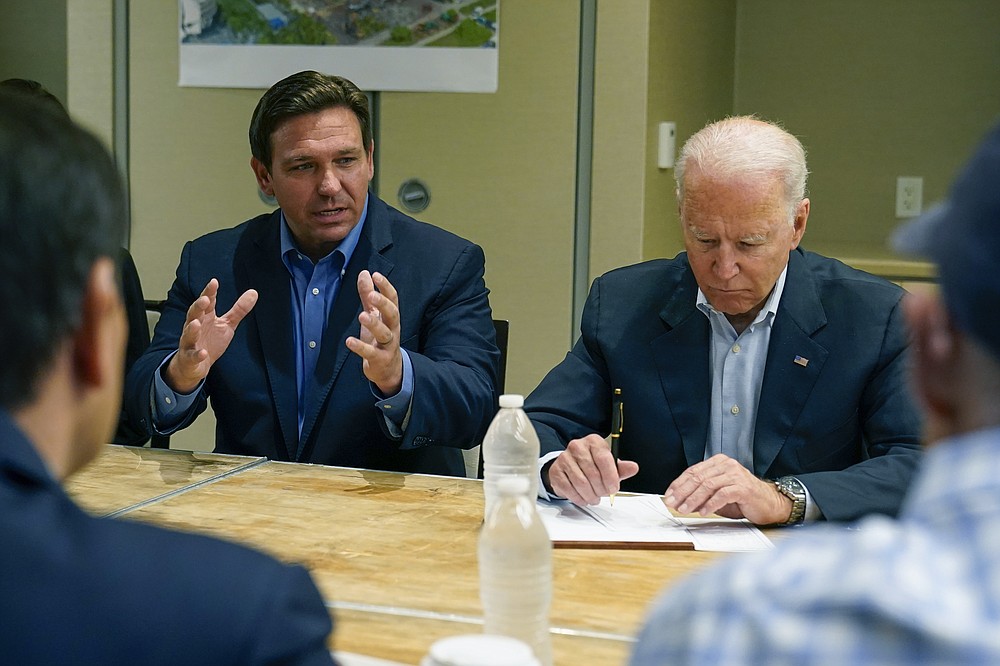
[482,394,540,520]
[478,476,553,666]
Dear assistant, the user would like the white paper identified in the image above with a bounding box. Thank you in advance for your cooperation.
[676,516,774,552]
[537,494,772,552]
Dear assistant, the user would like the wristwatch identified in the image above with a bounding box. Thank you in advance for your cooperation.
[771,476,806,525]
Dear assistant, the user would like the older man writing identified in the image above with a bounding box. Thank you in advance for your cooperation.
[526,116,921,525]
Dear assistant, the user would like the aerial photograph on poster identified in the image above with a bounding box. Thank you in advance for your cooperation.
[180,0,498,48]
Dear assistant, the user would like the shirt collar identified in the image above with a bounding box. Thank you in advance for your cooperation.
[696,263,789,331]
[279,192,369,267]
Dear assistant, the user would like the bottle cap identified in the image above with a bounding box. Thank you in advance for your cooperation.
[496,476,530,497]
[421,634,540,666]
[498,394,524,409]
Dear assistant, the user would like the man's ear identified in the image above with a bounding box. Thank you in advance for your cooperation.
[367,139,375,182]
[72,258,120,388]
[903,289,959,436]
[789,198,809,250]
[250,156,274,196]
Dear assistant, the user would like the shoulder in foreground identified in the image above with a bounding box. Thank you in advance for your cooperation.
[636,517,983,663]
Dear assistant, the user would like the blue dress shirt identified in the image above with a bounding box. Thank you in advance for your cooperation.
[696,266,818,521]
[152,195,414,450]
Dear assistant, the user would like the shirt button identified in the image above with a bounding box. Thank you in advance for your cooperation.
[312,287,320,296]
[732,344,741,353]
[383,404,392,410]
[730,404,740,415]
[164,396,172,405]
[308,340,317,349]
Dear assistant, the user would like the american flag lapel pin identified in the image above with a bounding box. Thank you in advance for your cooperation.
[793,355,809,367]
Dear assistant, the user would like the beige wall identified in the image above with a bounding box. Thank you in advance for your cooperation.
[0,0,67,104]
[642,0,736,262]
[66,0,114,150]
[588,0,650,281]
[589,0,738,277]
[734,0,1000,276]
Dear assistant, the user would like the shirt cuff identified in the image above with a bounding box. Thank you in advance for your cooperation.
[537,450,564,500]
[375,349,413,437]
[151,351,203,431]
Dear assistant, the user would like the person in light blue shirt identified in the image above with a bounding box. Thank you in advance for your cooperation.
[526,116,921,525]
[125,71,499,475]
[630,121,1000,664]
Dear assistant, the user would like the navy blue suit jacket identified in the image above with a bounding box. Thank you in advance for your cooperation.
[0,411,334,665]
[525,249,922,521]
[125,195,498,476]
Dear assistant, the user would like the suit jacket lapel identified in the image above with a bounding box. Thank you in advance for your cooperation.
[753,250,829,476]
[299,194,395,452]
[651,266,712,468]
[237,212,299,460]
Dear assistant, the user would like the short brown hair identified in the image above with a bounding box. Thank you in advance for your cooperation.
[249,70,371,170]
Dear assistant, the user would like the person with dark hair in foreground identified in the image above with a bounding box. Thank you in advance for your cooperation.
[125,70,498,474]
[631,121,1000,664]
[0,91,335,665]
[0,76,156,448]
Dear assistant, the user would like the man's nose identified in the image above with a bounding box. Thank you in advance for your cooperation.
[318,168,342,196]
[714,246,739,280]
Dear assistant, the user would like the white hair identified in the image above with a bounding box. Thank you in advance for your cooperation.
[675,116,808,223]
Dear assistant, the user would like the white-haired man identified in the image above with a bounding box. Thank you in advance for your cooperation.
[526,116,921,525]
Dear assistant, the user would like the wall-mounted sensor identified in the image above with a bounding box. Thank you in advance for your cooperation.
[658,121,676,169]
[398,178,431,213]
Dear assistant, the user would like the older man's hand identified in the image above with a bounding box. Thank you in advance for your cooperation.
[663,453,792,525]
[546,434,639,505]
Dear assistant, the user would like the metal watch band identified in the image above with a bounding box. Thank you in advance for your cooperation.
[772,476,806,525]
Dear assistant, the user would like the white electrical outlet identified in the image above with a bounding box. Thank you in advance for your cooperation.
[896,176,923,218]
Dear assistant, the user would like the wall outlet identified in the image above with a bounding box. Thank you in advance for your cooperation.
[895,176,923,218]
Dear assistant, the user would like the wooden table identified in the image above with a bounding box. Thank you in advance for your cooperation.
[73,447,730,665]
[64,445,264,517]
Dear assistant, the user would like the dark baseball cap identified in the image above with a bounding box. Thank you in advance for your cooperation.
[892,121,1000,358]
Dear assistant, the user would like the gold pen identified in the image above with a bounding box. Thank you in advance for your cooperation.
[610,388,623,506]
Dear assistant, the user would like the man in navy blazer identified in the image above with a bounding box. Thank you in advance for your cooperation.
[125,71,498,476]
[0,92,334,664]
[526,117,921,525]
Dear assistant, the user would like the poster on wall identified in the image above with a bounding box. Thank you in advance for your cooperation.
[179,0,499,92]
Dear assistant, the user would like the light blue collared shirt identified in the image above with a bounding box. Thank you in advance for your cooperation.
[696,265,819,521]
[696,266,787,470]
[152,194,414,453]
[631,426,1000,664]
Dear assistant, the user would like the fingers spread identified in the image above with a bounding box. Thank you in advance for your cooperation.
[224,289,258,326]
